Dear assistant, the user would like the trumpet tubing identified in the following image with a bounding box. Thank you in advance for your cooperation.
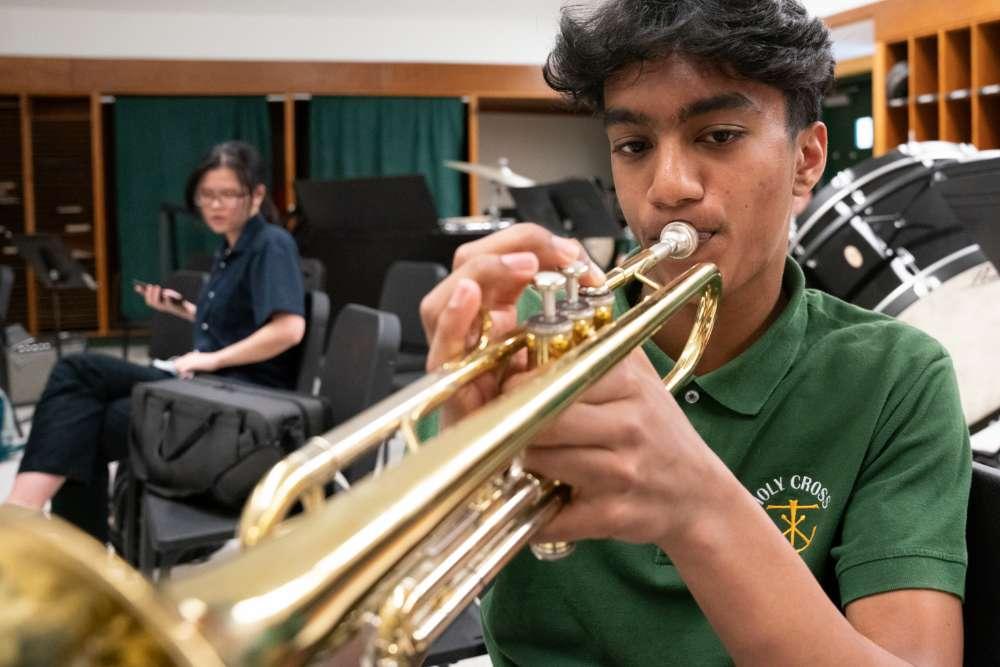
[0,221,720,666]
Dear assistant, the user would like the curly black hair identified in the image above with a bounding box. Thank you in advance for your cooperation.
[543,0,835,133]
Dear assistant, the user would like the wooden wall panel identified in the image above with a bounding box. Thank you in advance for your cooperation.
[823,3,882,29]
[465,96,480,218]
[875,0,1000,41]
[0,58,556,100]
[283,95,296,213]
[90,93,109,333]
[18,95,37,334]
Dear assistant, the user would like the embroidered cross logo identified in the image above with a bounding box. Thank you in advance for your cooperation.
[766,499,819,553]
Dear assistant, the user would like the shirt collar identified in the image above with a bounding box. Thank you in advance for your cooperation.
[219,213,266,257]
[616,256,808,416]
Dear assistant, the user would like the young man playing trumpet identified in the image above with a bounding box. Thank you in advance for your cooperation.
[420,0,969,664]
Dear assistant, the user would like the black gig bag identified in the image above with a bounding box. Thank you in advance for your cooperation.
[129,376,331,509]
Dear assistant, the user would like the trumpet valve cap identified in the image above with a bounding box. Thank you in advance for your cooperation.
[561,260,588,304]
[534,271,566,320]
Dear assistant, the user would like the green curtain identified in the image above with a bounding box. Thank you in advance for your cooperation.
[309,97,465,218]
[114,96,272,321]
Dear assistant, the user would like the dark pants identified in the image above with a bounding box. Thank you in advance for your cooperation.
[17,353,169,541]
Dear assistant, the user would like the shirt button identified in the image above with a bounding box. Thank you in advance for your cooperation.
[201,322,209,331]
[208,291,215,299]
[684,389,700,404]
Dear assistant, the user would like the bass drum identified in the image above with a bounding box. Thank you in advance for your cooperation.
[791,141,1000,430]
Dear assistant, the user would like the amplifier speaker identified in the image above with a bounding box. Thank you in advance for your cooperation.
[0,325,87,405]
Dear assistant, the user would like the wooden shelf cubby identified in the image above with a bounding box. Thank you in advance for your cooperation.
[875,3,1000,154]
[0,95,108,334]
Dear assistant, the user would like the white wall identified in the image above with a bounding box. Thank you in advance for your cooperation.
[0,0,874,218]
[475,112,612,213]
[0,0,876,63]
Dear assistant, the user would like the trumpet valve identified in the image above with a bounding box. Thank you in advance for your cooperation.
[557,261,596,343]
[582,285,615,330]
[527,271,573,367]
[528,481,575,561]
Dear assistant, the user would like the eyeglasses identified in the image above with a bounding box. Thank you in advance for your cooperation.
[195,189,249,208]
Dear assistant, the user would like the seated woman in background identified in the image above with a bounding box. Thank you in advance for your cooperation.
[3,140,306,541]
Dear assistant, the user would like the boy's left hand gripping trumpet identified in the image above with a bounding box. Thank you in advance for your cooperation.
[0,222,720,667]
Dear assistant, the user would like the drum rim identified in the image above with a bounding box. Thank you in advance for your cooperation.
[872,244,985,315]
[794,164,953,263]
[792,143,972,250]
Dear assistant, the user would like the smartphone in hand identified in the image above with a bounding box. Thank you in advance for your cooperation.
[133,279,184,306]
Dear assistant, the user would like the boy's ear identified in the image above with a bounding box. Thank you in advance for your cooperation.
[793,121,827,197]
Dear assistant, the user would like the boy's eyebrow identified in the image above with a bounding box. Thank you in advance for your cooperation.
[678,92,758,122]
[602,107,652,128]
[603,92,759,128]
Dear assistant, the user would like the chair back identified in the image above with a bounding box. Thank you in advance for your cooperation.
[300,257,326,293]
[0,265,14,324]
[321,304,400,426]
[378,261,447,352]
[964,461,1000,665]
[293,290,331,395]
[148,270,208,361]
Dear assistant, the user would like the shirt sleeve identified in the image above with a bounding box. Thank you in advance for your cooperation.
[832,348,971,606]
[248,232,305,329]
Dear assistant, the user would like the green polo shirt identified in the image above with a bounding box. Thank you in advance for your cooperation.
[481,257,970,666]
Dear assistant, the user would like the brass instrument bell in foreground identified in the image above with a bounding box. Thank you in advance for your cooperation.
[0,221,719,666]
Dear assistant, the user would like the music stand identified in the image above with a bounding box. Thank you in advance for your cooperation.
[12,234,96,357]
[509,178,621,238]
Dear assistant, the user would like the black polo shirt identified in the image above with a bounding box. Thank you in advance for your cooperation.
[193,214,305,388]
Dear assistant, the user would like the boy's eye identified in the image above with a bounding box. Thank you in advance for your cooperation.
[613,140,650,155]
[701,129,742,145]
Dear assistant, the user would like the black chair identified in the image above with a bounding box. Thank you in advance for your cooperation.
[377,260,447,390]
[0,265,19,416]
[423,602,487,666]
[127,303,399,579]
[120,288,329,572]
[319,304,400,483]
[292,290,331,395]
[964,461,1000,665]
[0,265,14,324]
[300,257,326,293]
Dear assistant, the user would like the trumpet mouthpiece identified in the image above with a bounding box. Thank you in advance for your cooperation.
[656,221,699,260]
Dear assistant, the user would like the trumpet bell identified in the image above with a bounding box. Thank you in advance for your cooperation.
[0,505,222,667]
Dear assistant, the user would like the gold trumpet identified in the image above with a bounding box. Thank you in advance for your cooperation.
[0,222,721,666]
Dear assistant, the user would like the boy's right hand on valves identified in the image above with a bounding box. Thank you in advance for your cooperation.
[419,223,605,426]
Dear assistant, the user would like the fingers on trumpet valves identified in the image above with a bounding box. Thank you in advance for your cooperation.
[496,268,603,366]
[526,260,619,367]
[526,271,573,368]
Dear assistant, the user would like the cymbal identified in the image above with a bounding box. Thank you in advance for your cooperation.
[443,160,536,188]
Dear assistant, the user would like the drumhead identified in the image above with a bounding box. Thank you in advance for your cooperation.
[895,261,1000,427]
[793,141,976,254]
[791,142,1000,430]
